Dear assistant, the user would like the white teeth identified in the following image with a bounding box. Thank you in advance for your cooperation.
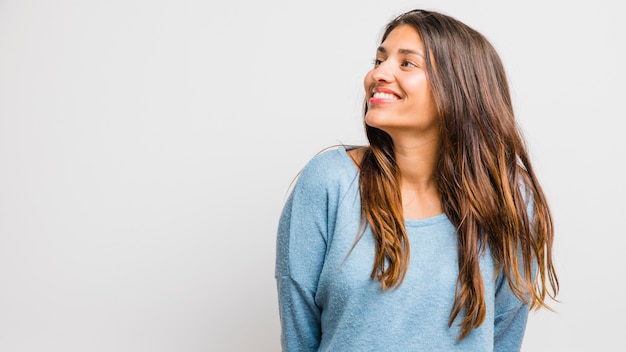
[373,92,398,100]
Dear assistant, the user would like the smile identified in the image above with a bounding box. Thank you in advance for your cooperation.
[372,92,399,100]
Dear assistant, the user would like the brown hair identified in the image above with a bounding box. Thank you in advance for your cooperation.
[357,9,558,340]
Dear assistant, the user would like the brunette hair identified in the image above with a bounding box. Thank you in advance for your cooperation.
[357,9,559,340]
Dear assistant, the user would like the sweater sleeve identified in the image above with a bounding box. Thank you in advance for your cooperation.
[493,277,530,352]
[492,181,540,351]
[275,157,331,352]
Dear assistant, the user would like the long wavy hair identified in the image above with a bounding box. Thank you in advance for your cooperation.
[357,9,559,340]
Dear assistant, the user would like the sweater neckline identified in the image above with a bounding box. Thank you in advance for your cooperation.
[337,146,448,227]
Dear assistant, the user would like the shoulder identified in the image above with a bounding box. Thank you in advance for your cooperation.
[297,146,360,184]
[284,146,361,201]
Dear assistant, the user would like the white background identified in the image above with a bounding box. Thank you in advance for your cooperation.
[0,0,624,351]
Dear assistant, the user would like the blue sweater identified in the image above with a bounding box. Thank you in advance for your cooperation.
[275,147,529,352]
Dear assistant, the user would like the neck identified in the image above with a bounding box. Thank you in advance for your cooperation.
[393,137,439,187]
[392,137,442,219]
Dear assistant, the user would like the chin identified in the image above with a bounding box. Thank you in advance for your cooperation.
[365,114,393,130]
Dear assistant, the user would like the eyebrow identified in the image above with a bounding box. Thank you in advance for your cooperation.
[377,46,424,58]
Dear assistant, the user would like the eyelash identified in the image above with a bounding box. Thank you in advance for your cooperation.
[372,58,417,68]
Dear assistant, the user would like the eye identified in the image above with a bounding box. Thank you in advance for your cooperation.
[372,58,382,67]
[401,60,417,68]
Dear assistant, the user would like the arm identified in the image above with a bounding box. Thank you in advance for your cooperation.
[493,181,540,351]
[276,276,322,351]
[493,290,530,352]
[493,241,536,351]
[275,160,330,351]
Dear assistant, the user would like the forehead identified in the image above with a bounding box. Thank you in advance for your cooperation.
[380,24,424,50]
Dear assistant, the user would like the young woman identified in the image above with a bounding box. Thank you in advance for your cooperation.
[275,9,558,351]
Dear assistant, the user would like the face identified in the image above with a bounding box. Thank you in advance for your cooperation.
[364,25,439,140]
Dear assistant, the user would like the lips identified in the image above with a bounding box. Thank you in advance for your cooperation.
[370,87,401,103]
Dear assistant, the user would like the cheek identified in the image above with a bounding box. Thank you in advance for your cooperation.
[403,75,427,92]
[406,77,434,106]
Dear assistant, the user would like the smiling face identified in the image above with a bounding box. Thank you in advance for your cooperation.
[364,25,439,141]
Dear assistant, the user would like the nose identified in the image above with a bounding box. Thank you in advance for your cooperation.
[371,60,393,82]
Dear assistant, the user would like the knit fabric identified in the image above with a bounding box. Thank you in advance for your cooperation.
[275,146,529,352]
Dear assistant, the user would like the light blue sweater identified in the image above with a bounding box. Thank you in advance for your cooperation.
[275,147,529,352]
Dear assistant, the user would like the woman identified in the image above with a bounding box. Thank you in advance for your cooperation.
[275,9,558,352]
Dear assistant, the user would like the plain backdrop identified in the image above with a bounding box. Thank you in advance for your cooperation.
[0,0,624,351]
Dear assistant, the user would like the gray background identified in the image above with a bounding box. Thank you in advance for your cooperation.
[0,0,624,351]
